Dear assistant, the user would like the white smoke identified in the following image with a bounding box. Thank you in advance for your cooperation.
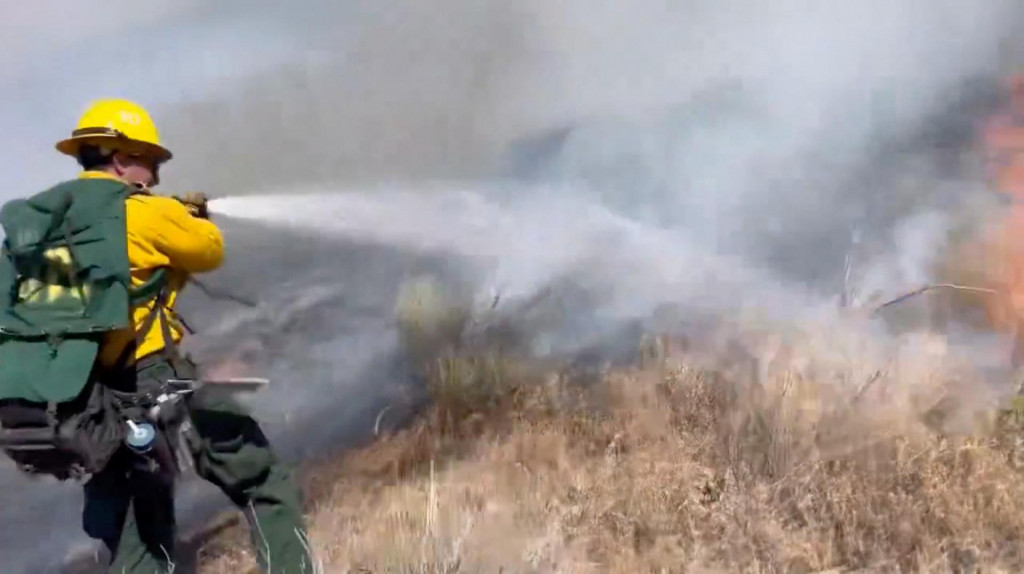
[207,182,832,367]
[162,1,1020,297]
[185,0,1024,365]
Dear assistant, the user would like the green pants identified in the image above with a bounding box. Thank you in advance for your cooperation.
[82,356,314,574]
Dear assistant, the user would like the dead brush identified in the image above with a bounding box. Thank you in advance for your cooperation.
[425,354,514,437]
[202,307,1024,573]
[679,333,1024,573]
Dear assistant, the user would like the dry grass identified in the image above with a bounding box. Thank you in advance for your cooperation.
[199,320,1024,574]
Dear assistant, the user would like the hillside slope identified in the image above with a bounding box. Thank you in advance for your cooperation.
[199,331,1024,574]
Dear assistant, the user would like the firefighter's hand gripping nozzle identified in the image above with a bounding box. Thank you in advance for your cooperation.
[173,191,209,219]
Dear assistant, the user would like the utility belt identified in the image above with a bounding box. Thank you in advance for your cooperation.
[0,380,121,482]
[0,352,200,483]
[104,351,202,482]
[0,275,198,483]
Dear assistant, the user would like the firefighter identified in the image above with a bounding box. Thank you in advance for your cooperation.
[53,99,313,573]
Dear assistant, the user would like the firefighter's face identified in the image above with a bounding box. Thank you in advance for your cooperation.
[112,151,163,188]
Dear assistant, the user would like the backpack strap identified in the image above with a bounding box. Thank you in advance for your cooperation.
[128,267,169,306]
[111,268,172,372]
[155,296,189,375]
[110,267,197,376]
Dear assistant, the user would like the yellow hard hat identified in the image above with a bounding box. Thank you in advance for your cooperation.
[55,98,172,162]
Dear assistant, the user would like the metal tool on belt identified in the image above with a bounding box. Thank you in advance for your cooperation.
[121,376,269,479]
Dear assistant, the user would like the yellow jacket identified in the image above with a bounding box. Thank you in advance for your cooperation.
[79,172,225,367]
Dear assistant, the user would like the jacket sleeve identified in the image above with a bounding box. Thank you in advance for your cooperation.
[129,196,225,273]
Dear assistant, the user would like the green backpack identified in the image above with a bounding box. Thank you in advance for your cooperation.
[0,177,167,480]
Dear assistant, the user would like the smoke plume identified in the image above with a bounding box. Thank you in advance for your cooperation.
[183,0,1023,353]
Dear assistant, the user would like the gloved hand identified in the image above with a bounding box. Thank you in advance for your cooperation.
[174,192,209,219]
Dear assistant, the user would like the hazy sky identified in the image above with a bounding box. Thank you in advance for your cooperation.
[0,2,320,196]
[3,1,1019,201]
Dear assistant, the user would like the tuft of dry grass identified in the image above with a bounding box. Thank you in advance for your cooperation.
[200,322,1024,574]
